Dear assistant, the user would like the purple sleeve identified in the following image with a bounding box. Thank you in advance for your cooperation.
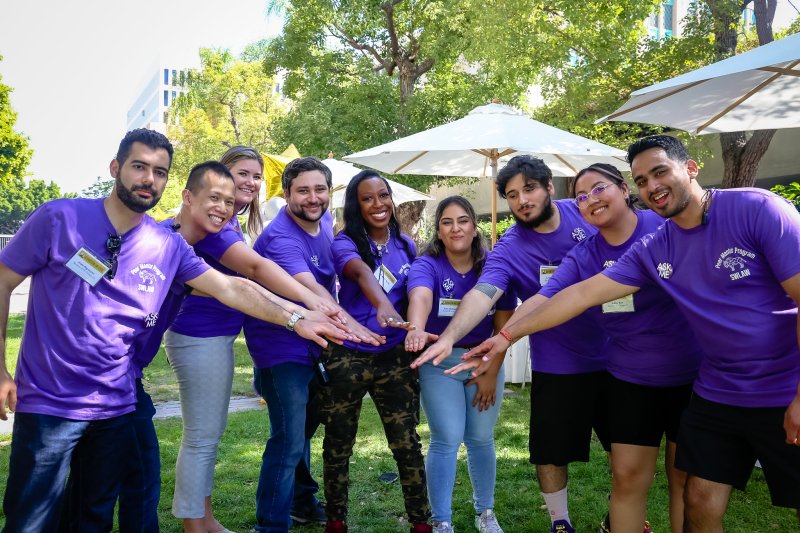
[0,203,53,276]
[173,237,211,283]
[262,235,309,277]
[495,286,517,311]
[477,240,512,291]
[602,236,652,288]
[195,223,243,261]
[332,234,362,276]
[754,193,800,283]
[407,256,437,293]
[539,249,582,298]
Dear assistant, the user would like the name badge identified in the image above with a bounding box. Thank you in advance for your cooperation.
[373,264,397,293]
[602,294,635,313]
[65,247,110,286]
[539,265,557,286]
[438,298,461,317]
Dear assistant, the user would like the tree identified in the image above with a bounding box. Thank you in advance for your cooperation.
[79,176,115,199]
[162,48,287,217]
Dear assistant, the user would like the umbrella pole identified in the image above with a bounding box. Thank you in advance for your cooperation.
[490,156,498,248]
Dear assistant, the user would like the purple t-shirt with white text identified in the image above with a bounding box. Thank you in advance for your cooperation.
[169,217,245,337]
[407,252,517,346]
[540,210,702,386]
[0,198,208,420]
[244,208,337,368]
[479,199,607,374]
[334,232,416,352]
[604,189,800,407]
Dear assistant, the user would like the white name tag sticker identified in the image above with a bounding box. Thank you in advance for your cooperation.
[373,264,397,293]
[602,294,635,313]
[539,265,557,286]
[438,298,461,317]
[66,247,109,286]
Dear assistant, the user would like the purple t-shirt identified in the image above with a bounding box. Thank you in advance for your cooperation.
[540,210,702,386]
[244,208,337,368]
[0,198,208,420]
[479,199,607,374]
[604,189,800,407]
[333,231,416,352]
[130,220,192,378]
[169,217,245,337]
[407,252,517,346]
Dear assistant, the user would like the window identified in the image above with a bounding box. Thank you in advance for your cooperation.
[172,70,177,86]
[663,0,674,36]
[163,90,169,107]
[171,91,177,103]
[164,68,169,85]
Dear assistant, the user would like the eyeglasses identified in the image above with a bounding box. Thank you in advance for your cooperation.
[105,234,122,280]
[574,183,612,207]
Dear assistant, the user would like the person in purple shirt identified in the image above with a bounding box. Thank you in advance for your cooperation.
[117,160,348,533]
[322,170,433,533]
[243,157,381,532]
[405,196,516,533]
[464,164,701,533]
[0,130,349,533]
[412,156,609,533]
[465,136,800,530]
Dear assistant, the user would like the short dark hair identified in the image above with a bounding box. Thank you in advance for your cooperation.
[282,157,333,193]
[626,135,689,166]
[116,128,174,168]
[496,155,552,198]
[185,161,233,194]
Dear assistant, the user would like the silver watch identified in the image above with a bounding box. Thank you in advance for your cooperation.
[286,311,304,331]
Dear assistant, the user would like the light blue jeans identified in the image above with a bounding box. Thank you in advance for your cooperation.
[419,349,504,523]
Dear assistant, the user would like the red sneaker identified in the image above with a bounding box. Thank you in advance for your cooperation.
[324,519,347,533]
[411,523,433,533]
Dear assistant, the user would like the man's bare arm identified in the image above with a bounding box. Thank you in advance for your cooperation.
[0,262,26,420]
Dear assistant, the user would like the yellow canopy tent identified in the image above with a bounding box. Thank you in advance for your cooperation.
[261,144,300,200]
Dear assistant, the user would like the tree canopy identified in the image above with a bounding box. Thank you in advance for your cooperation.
[0,55,64,233]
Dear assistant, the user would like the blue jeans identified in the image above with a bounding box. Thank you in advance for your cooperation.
[254,363,320,533]
[118,379,161,533]
[2,411,135,533]
[419,350,504,523]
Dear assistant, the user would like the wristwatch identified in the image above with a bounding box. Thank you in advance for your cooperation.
[286,311,304,331]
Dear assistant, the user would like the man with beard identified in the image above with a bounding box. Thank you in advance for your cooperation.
[412,155,609,533]
[0,130,350,533]
[243,157,344,532]
[462,136,800,531]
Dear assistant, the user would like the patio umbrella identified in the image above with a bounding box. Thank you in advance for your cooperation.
[322,157,431,209]
[344,103,628,244]
[597,32,800,134]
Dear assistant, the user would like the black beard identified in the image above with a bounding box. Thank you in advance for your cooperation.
[115,175,161,213]
[290,202,328,223]
[512,195,554,229]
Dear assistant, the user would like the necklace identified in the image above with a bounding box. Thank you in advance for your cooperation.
[370,228,391,258]
[701,188,715,225]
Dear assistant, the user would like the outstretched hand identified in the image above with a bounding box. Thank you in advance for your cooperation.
[404,329,439,353]
[410,337,453,369]
[294,316,352,348]
[463,334,511,364]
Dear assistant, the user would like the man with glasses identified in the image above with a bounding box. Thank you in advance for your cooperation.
[463,135,800,530]
[0,129,349,533]
[411,155,609,533]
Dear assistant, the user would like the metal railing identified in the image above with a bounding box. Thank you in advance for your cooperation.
[0,235,13,251]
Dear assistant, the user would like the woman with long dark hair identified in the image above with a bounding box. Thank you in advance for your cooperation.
[321,170,432,533]
[405,196,515,533]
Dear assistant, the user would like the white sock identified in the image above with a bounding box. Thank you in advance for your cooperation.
[542,487,570,524]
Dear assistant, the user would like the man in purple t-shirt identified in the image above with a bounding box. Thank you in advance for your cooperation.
[412,155,609,533]
[0,130,349,533]
[465,136,800,529]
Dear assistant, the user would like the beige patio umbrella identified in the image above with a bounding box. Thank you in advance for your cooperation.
[345,103,628,245]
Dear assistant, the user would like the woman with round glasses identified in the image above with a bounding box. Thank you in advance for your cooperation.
[405,196,515,533]
[458,163,703,533]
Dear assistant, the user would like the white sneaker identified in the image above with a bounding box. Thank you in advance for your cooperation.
[475,509,504,533]
[433,521,455,533]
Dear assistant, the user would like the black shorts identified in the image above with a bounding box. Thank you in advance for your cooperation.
[607,376,692,447]
[529,370,610,466]
[676,394,800,508]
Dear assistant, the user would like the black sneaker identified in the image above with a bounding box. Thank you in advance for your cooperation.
[290,499,327,525]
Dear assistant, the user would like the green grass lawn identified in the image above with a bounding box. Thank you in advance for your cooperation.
[1,313,798,531]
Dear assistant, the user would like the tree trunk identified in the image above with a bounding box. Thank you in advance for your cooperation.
[396,200,426,245]
[708,0,777,188]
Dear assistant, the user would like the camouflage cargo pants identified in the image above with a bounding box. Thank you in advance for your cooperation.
[319,344,430,523]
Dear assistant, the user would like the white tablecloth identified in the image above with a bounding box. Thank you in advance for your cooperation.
[504,337,531,384]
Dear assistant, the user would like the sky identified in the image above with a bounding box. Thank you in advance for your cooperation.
[1,1,798,194]
[0,0,282,193]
